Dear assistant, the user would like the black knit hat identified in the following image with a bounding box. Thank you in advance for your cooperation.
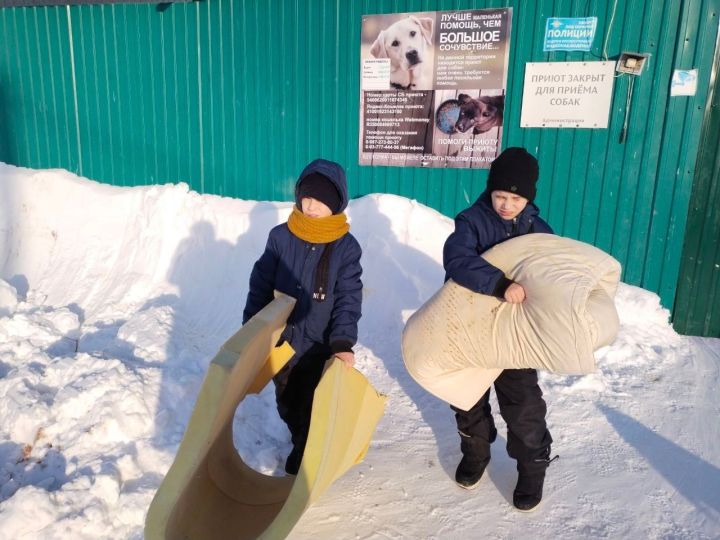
[297,172,342,214]
[487,147,539,202]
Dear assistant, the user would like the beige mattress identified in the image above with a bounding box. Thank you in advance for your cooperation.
[402,234,621,410]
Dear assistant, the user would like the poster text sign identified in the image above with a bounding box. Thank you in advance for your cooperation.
[359,8,512,169]
[521,62,614,128]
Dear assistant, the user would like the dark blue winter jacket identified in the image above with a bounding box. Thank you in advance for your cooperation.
[243,159,363,359]
[444,191,553,297]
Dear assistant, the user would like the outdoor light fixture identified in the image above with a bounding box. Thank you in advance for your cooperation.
[616,52,649,76]
[615,52,650,143]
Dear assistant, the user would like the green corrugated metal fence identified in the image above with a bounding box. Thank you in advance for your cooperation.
[0,0,718,331]
[674,27,720,337]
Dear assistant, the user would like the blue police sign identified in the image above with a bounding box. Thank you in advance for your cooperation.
[544,17,597,52]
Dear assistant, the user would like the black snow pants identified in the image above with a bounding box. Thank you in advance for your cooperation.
[451,368,552,474]
[273,344,331,455]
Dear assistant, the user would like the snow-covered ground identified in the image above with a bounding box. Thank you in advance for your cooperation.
[0,162,718,539]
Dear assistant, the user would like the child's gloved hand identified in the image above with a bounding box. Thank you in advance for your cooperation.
[334,351,356,368]
[504,282,526,304]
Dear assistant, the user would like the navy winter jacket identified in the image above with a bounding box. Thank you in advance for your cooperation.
[243,159,363,359]
[444,191,553,297]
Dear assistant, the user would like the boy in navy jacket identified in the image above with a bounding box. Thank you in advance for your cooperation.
[243,159,363,475]
[443,147,555,511]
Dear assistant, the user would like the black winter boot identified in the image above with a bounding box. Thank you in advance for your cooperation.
[513,450,558,511]
[513,470,545,511]
[455,430,495,489]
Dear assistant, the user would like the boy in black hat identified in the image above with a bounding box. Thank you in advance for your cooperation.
[243,158,363,475]
[443,147,555,511]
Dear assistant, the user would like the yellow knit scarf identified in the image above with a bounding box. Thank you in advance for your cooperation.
[287,206,349,243]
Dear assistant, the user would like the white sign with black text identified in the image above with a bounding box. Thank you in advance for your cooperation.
[521,62,615,128]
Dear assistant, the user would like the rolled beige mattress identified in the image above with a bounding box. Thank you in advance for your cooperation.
[402,234,621,410]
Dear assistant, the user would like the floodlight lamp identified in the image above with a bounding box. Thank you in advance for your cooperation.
[616,52,649,75]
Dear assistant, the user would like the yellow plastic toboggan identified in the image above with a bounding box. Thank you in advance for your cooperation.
[144,293,387,539]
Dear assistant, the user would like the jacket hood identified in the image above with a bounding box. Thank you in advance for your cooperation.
[295,159,349,213]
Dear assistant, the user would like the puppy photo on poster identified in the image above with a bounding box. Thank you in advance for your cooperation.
[431,89,505,169]
[361,12,435,91]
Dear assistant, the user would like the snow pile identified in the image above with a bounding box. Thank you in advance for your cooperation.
[0,281,17,317]
[0,163,718,539]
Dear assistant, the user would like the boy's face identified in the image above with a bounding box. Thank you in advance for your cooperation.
[301,197,333,218]
[491,190,529,220]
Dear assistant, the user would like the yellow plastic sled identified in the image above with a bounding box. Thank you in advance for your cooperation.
[145,293,387,539]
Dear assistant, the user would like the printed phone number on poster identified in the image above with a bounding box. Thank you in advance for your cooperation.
[366,105,426,113]
[365,144,424,151]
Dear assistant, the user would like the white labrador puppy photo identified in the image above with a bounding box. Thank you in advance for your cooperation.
[370,16,434,90]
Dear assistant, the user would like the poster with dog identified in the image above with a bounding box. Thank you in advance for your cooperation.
[359,8,512,169]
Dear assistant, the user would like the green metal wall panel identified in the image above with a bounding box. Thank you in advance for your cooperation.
[0,0,718,318]
[674,26,720,337]
[649,0,718,309]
